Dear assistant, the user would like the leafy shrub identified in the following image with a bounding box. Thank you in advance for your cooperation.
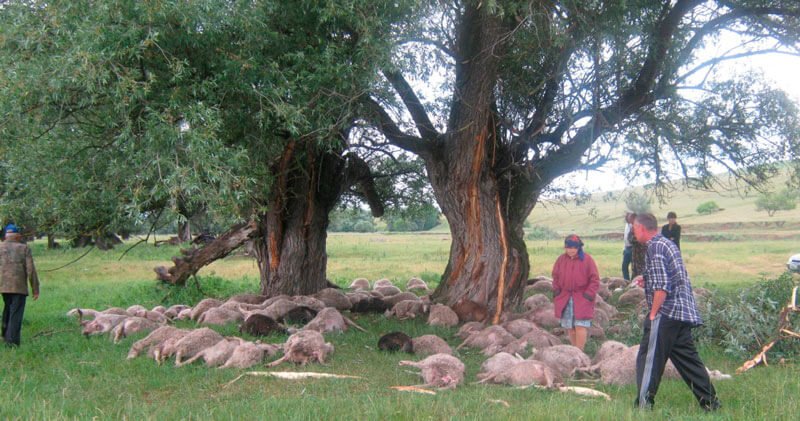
[696,273,800,359]
[525,225,560,240]
[696,201,720,214]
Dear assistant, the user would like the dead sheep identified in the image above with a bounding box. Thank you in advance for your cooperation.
[176,337,245,367]
[219,341,281,369]
[517,328,562,350]
[526,305,561,329]
[313,288,352,311]
[111,316,161,343]
[405,277,429,291]
[237,295,290,312]
[593,340,628,364]
[169,327,225,366]
[604,277,628,290]
[594,295,619,318]
[617,288,645,307]
[592,308,611,328]
[451,298,488,323]
[523,294,551,312]
[573,344,682,385]
[190,298,223,320]
[373,279,394,289]
[427,304,459,327]
[175,308,193,320]
[280,306,318,325]
[383,292,420,308]
[219,300,246,313]
[127,326,189,359]
[374,285,403,297]
[457,325,516,351]
[351,297,389,314]
[349,278,371,290]
[304,308,365,333]
[240,314,287,337]
[480,359,562,388]
[456,322,486,340]
[345,291,372,307]
[290,296,327,312]
[151,305,167,314]
[528,279,553,293]
[227,293,269,305]
[482,336,534,357]
[477,352,524,381]
[597,284,612,301]
[385,300,427,320]
[164,304,191,320]
[411,335,453,357]
[66,307,127,320]
[378,332,414,353]
[533,344,591,378]
[130,309,170,324]
[251,298,300,320]
[502,318,539,338]
[267,329,334,367]
[197,307,244,326]
[81,313,129,337]
[126,304,147,315]
[399,354,465,390]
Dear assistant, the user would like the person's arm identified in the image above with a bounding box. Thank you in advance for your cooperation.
[583,256,600,301]
[26,247,39,300]
[551,257,561,297]
[674,225,681,249]
[650,290,667,320]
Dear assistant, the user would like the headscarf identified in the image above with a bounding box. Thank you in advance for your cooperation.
[4,223,18,233]
[564,234,585,261]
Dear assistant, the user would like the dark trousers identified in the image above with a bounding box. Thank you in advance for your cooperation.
[621,247,633,280]
[2,293,27,346]
[635,314,719,410]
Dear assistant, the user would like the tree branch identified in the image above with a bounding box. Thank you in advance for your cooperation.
[362,97,430,156]
[381,69,440,141]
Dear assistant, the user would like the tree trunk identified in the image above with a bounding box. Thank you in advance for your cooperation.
[177,219,192,243]
[426,6,530,322]
[256,142,346,296]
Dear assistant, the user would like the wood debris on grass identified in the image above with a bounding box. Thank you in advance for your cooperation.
[390,386,437,395]
[223,371,362,388]
[519,384,611,400]
[737,286,800,374]
[487,399,510,407]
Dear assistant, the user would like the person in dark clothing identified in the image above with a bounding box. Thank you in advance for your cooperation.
[621,212,634,280]
[661,211,681,250]
[1,223,40,347]
[632,213,720,412]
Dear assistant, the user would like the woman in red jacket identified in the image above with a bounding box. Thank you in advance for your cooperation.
[552,234,600,351]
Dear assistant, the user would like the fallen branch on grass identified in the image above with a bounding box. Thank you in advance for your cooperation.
[389,386,437,395]
[223,371,362,388]
[518,384,611,400]
[737,286,799,374]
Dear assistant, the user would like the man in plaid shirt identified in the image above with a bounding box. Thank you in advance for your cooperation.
[632,213,720,411]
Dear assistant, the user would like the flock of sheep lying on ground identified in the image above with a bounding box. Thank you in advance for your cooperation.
[67,276,730,391]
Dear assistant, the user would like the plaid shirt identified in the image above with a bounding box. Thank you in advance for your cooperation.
[643,234,702,325]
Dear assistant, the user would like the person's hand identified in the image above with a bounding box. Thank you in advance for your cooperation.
[33,292,39,301]
[633,275,644,288]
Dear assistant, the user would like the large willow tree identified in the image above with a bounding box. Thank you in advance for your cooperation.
[366,0,800,320]
[0,0,415,294]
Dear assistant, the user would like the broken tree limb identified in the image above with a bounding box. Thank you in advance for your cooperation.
[223,371,363,388]
[154,221,258,285]
[390,386,437,395]
[737,287,800,374]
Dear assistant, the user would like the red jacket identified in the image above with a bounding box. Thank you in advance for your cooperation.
[551,252,600,320]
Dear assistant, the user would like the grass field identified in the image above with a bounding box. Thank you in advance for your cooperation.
[1,233,799,420]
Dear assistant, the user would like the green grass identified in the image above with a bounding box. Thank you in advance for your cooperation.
[1,237,799,419]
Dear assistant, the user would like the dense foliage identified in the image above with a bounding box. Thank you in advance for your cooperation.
[755,188,798,216]
[697,272,800,359]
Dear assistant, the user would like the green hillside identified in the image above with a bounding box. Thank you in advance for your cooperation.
[528,170,800,241]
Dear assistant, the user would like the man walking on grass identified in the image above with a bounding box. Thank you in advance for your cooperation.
[632,213,720,411]
[1,223,39,347]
